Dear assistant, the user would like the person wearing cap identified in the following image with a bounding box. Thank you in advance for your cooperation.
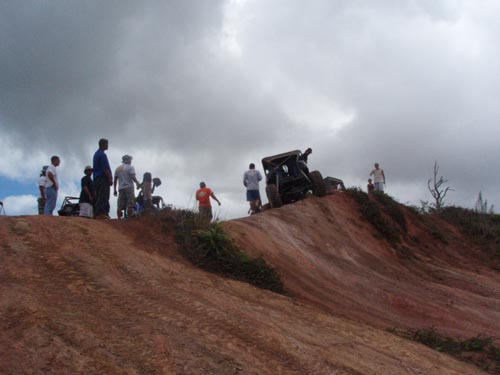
[37,165,49,215]
[113,154,140,219]
[79,165,96,218]
[43,155,61,215]
[195,181,221,223]
[93,138,113,219]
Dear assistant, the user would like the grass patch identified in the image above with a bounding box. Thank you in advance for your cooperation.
[391,327,500,374]
[345,188,401,245]
[439,206,500,242]
[439,206,500,268]
[170,209,285,294]
[372,191,407,233]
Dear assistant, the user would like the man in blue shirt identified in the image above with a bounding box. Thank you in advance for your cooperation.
[93,138,113,219]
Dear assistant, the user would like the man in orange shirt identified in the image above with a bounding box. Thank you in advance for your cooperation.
[196,181,221,222]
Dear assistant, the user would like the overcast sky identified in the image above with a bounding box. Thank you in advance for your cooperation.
[1,0,499,218]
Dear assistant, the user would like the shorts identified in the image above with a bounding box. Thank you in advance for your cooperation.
[246,190,261,202]
[118,187,136,210]
[79,202,93,218]
[374,182,384,192]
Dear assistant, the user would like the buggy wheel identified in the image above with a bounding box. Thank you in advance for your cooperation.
[310,170,326,197]
[266,184,283,208]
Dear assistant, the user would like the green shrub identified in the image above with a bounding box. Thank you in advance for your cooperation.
[394,327,500,374]
[439,206,500,242]
[171,210,285,294]
[345,188,401,245]
[372,191,408,233]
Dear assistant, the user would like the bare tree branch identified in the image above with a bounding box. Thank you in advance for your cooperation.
[427,160,454,211]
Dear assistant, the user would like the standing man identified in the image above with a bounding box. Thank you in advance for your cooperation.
[370,163,386,192]
[43,156,60,215]
[243,163,262,214]
[113,155,140,218]
[79,165,96,218]
[37,165,48,215]
[93,138,113,219]
[195,181,221,223]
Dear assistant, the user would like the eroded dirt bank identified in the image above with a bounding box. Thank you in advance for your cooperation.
[0,208,494,374]
[226,193,500,340]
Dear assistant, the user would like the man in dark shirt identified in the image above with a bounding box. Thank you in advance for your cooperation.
[79,165,95,218]
[93,138,113,219]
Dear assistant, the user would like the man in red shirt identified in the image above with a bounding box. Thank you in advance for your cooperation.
[196,181,221,222]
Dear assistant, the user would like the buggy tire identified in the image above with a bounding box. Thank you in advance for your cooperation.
[310,170,326,197]
[266,184,283,208]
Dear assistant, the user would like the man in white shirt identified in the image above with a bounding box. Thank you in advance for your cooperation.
[44,156,61,215]
[369,163,386,192]
[113,154,140,218]
[243,163,263,214]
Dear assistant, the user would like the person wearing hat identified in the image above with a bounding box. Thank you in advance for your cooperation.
[37,165,49,215]
[79,165,96,218]
[113,154,140,219]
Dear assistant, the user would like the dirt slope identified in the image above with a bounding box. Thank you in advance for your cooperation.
[226,193,500,339]
[0,205,495,374]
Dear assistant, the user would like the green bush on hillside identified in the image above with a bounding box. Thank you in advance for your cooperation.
[345,188,401,245]
[171,210,285,294]
[395,327,500,374]
[439,206,500,242]
[372,191,407,233]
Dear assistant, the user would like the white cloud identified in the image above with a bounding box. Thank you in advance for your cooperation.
[2,195,38,216]
[1,1,500,217]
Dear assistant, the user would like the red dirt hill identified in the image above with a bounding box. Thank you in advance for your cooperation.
[227,194,500,339]
[1,194,498,374]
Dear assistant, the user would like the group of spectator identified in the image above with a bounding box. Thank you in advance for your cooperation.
[37,138,155,219]
[37,141,385,220]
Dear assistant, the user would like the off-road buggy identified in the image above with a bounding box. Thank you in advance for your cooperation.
[262,150,326,208]
[57,196,80,216]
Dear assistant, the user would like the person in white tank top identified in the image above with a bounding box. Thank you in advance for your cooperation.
[369,163,386,192]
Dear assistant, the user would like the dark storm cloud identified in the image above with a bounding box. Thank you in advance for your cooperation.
[2,0,500,216]
[0,0,291,160]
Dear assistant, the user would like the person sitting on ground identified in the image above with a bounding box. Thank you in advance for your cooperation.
[113,155,140,218]
[367,178,374,194]
[79,165,96,218]
[195,181,221,223]
[243,163,263,214]
[37,165,48,215]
